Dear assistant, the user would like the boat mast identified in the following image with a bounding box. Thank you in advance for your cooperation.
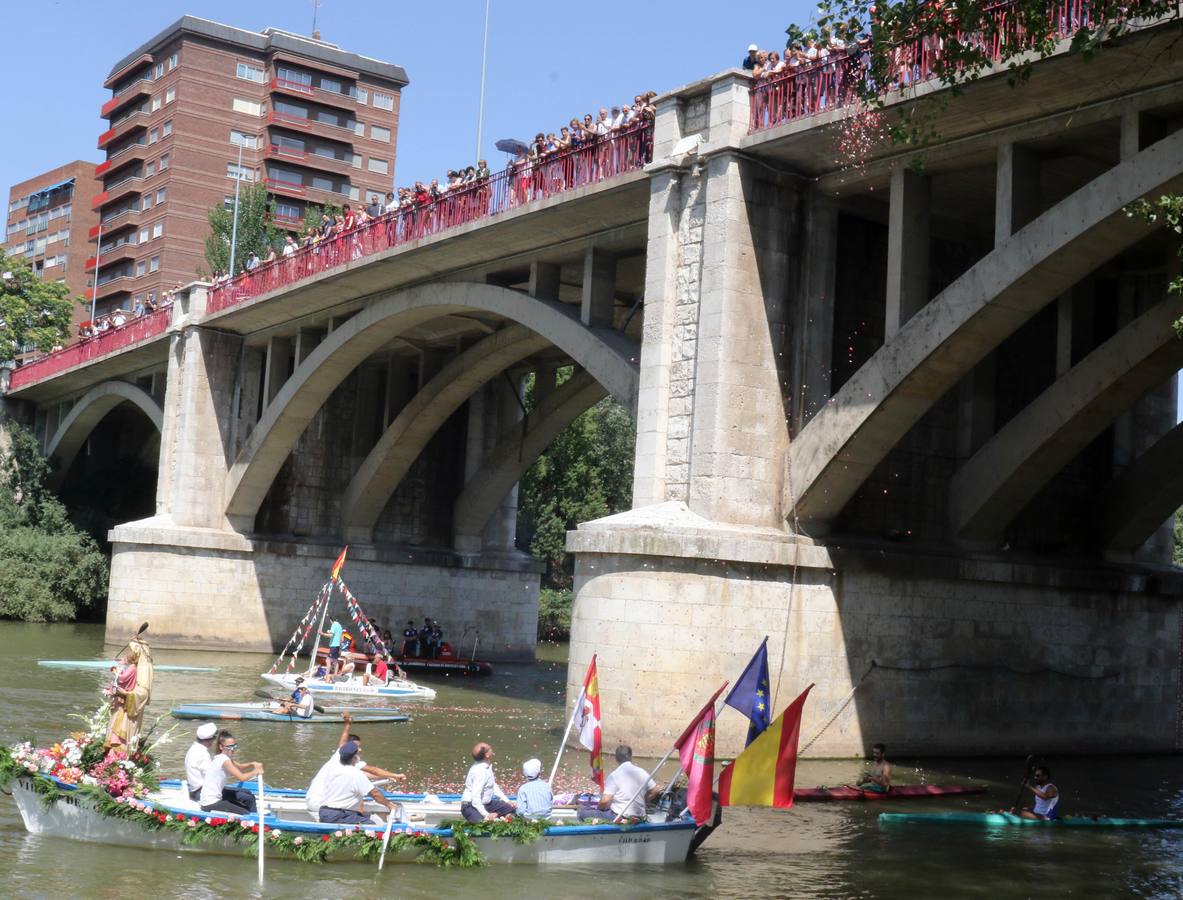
[305,582,333,675]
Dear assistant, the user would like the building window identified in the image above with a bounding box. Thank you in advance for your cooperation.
[223,195,235,210]
[149,128,159,144]
[320,76,342,94]
[156,188,167,203]
[367,157,389,175]
[163,120,173,136]
[151,96,162,112]
[136,260,147,277]
[154,62,164,79]
[356,87,368,105]
[165,87,175,104]
[227,162,255,182]
[236,62,264,83]
[350,153,362,168]
[230,129,259,149]
[277,66,311,86]
[152,221,163,239]
[145,161,156,177]
[159,153,170,170]
[168,52,178,70]
[373,92,394,111]
[274,99,308,119]
[275,201,300,219]
[371,124,391,143]
[142,195,153,210]
[310,175,333,192]
[233,97,263,116]
[149,255,160,273]
[139,227,149,244]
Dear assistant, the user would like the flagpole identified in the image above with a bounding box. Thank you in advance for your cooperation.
[614,745,677,824]
[548,686,584,784]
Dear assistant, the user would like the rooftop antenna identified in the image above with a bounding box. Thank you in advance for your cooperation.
[311,0,323,39]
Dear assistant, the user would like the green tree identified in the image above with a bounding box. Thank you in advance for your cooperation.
[1174,508,1183,568]
[0,420,108,621]
[203,180,281,276]
[0,249,75,361]
[517,374,635,590]
[302,202,343,236]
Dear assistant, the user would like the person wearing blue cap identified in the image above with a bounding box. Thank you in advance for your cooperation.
[317,740,400,825]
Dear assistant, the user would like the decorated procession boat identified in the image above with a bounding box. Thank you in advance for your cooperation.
[260,671,437,700]
[10,774,712,865]
[315,644,495,677]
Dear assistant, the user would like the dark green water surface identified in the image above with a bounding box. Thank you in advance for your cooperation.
[0,622,1180,898]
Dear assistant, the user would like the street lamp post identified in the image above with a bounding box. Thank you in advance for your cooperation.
[89,222,104,327]
[228,137,245,277]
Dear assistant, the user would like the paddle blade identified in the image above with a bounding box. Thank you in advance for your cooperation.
[253,689,278,701]
[137,622,149,635]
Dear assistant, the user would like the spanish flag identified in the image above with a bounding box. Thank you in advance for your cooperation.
[717,684,813,809]
[330,546,348,581]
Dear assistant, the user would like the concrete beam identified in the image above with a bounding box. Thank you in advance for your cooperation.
[884,167,931,339]
[262,336,292,405]
[44,381,164,487]
[580,248,617,329]
[225,281,640,528]
[994,143,1040,245]
[1099,419,1183,557]
[454,370,607,550]
[792,189,838,431]
[789,126,1183,530]
[340,325,549,542]
[948,296,1183,544]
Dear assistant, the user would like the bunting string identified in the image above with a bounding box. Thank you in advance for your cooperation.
[337,579,392,662]
[268,581,332,674]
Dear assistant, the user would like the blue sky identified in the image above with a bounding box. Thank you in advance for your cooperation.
[0,0,803,191]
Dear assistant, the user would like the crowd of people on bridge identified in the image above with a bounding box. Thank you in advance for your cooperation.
[73,285,178,343]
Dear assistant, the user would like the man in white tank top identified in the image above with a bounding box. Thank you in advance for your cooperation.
[1019,765,1059,819]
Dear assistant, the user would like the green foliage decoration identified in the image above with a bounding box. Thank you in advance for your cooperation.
[0,249,75,361]
[0,420,108,621]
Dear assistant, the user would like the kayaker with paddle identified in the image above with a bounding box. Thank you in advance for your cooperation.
[1018,765,1060,820]
[271,680,314,719]
[855,743,893,793]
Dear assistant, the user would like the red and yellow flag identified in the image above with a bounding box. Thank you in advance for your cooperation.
[330,546,348,581]
[575,655,604,789]
[717,684,813,809]
[675,699,717,825]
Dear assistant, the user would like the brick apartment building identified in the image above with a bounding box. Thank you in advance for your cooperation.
[91,16,408,316]
[5,161,102,333]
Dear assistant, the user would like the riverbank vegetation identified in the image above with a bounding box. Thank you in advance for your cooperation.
[0,421,108,621]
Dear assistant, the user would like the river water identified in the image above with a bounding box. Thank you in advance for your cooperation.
[0,621,1181,898]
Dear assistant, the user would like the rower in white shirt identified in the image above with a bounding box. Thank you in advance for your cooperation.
[460,742,516,822]
[183,722,216,801]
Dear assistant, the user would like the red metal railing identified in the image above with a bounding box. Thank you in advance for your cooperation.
[749,0,1094,133]
[9,307,171,391]
[208,123,654,315]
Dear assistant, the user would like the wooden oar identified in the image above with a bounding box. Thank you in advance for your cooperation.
[1011,754,1035,813]
[252,689,327,715]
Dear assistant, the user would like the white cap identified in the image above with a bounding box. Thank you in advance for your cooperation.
[522,758,542,778]
[196,723,217,740]
[748,43,759,52]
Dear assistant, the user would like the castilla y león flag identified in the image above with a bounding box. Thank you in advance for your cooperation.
[574,655,604,790]
[674,696,718,825]
[717,684,813,809]
[330,546,348,581]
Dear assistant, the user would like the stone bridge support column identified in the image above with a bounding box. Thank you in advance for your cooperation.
[885,167,931,339]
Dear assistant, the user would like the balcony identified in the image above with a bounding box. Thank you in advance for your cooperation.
[90,206,140,239]
[265,177,306,198]
[98,111,148,148]
[270,77,356,111]
[101,77,152,119]
[271,212,304,230]
[90,191,110,210]
[266,110,360,144]
[102,175,145,206]
[96,141,149,179]
[85,239,138,271]
[265,143,356,177]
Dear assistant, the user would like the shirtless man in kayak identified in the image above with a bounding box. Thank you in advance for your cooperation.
[1019,765,1059,819]
[856,743,892,793]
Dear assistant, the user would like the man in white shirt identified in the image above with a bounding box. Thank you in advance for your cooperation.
[306,713,405,817]
[579,745,659,821]
[317,741,400,825]
[460,742,516,822]
[184,722,216,801]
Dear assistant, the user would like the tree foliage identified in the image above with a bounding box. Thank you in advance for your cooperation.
[203,180,281,276]
[517,374,635,590]
[302,202,343,236]
[0,249,75,361]
[1175,508,1183,568]
[0,420,108,621]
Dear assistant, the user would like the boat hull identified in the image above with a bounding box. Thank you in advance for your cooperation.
[316,647,494,676]
[879,811,1183,828]
[795,784,985,802]
[170,703,409,724]
[261,672,436,700]
[12,778,702,864]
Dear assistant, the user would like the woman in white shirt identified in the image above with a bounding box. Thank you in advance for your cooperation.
[198,730,264,815]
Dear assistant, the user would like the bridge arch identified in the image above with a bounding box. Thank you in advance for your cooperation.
[225,281,640,529]
[46,381,163,487]
[948,297,1183,544]
[1097,419,1183,558]
[788,127,1183,530]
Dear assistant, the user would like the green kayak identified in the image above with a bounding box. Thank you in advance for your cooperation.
[880,811,1183,829]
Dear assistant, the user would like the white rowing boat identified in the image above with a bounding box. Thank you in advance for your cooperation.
[261,671,436,700]
[11,776,711,865]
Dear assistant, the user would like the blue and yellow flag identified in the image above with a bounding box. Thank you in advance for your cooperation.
[724,638,771,746]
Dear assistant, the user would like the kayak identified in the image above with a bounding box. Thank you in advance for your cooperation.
[170,702,409,724]
[796,784,986,802]
[39,660,219,673]
[879,811,1183,828]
